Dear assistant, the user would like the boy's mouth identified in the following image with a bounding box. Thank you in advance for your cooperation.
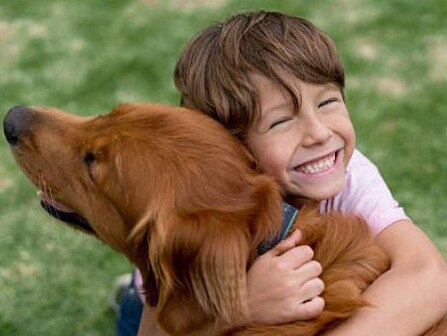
[295,152,337,175]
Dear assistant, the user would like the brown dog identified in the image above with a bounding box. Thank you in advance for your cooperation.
[4,103,445,335]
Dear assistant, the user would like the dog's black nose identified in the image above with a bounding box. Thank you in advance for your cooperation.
[3,106,33,145]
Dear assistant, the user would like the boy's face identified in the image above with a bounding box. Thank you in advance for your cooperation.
[246,75,355,203]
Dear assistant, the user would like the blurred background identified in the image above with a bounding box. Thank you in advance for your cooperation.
[0,0,446,334]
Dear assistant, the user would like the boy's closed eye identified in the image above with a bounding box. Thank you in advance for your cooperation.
[318,97,340,109]
[269,116,294,130]
[268,97,341,129]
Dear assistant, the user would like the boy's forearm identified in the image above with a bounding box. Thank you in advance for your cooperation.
[323,220,447,336]
[137,221,447,335]
[138,304,168,336]
[322,261,447,335]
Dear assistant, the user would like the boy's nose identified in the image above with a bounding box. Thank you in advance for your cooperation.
[301,114,333,146]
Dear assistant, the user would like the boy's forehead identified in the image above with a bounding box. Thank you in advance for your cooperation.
[252,74,290,110]
[252,74,342,124]
[253,73,340,103]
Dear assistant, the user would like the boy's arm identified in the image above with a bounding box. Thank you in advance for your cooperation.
[137,220,447,335]
[138,304,168,336]
[323,219,447,336]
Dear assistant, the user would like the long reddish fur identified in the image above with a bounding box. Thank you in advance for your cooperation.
[8,103,446,336]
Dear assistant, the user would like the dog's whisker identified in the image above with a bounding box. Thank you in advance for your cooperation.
[38,174,62,221]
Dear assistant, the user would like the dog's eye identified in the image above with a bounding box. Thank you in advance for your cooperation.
[84,152,96,166]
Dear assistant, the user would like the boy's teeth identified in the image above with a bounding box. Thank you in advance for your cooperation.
[297,154,336,174]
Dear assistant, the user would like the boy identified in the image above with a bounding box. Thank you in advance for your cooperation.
[131,10,447,335]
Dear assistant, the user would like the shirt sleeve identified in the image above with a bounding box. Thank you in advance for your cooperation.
[134,269,146,303]
[320,149,409,235]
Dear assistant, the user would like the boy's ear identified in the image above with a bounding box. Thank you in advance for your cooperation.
[152,212,251,335]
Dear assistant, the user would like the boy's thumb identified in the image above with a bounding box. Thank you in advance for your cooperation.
[270,229,302,256]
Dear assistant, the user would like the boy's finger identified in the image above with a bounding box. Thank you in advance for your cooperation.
[295,296,325,320]
[294,259,322,277]
[280,245,314,269]
[270,229,302,256]
[297,277,325,303]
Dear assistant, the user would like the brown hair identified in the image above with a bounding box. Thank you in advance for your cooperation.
[174,10,345,140]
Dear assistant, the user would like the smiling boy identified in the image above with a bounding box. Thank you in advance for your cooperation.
[132,10,447,335]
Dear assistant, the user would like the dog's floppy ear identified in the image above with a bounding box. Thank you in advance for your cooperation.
[144,174,281,335]
[152,210,252,334]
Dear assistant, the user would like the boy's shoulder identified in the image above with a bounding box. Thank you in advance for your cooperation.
[346,149,379,173]
[320,149,408,235]
[339,148,382,203]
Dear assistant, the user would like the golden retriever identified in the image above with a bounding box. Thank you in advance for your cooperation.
[4,103,445,335]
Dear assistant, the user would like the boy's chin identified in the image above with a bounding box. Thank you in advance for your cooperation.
[286,178,345,205]
[313,179,345,200]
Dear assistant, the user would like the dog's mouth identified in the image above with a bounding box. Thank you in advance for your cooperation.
[38,191,96,235]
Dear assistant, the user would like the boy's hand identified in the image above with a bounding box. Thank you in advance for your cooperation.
[246,229,325,325]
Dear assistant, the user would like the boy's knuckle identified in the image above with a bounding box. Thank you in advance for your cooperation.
[273,258,287,271]
[302,245,314,258]
[315,278,325,293]
[312,297,325,315]
[310,298,325,314]
[284,278,297,291]
[312,260,323,274]
[304,260,322,275]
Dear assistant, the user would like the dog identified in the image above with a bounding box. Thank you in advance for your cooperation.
[4,103,446,335]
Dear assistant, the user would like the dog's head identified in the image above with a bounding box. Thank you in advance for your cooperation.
[4,104,197,256]
[4,103,282,334]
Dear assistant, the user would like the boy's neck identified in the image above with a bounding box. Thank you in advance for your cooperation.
[285,195,309,209]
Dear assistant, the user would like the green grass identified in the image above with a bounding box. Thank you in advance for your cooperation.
[0,0,446,334]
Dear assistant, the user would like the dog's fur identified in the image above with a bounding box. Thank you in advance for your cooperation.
[4,103,446,335]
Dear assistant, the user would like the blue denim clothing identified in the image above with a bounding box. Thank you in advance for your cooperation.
[116,278,143,336]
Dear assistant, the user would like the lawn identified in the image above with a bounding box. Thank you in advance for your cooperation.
[0,0,446,335]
